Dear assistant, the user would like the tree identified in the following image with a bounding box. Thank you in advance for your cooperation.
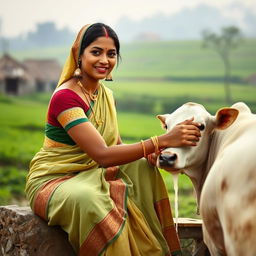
[202,26,242,104]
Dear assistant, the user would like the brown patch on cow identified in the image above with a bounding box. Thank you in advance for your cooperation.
[221,179,228,192]
[246,191,256,204]
[243,221,253,235]
[247,170,256,180]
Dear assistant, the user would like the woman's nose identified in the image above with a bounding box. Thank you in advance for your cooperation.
[99,54,108,64]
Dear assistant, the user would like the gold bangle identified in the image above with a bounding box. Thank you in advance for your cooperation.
[140,140,147,158]
[150,136,160,155]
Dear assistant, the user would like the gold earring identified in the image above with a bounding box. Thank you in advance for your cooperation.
[73,58,82,78]
[105,72,113,81]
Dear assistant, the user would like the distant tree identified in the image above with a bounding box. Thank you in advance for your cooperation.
[201,26,242,104]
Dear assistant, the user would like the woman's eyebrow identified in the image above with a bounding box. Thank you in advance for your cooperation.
[91,46,116,51]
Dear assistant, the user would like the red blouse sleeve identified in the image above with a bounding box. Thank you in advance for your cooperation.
[47,89,90,128]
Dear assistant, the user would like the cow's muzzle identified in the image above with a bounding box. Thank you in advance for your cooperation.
[159,152,177,167]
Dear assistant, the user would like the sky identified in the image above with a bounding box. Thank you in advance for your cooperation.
[0,0,255,37]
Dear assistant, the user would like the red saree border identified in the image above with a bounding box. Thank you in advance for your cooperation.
[154,198,181,255]
[79,178,128,256]
[33,176,73,220]
[104,166,119,181]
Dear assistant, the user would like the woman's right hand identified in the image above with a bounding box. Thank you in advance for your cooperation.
[159,118,201,148]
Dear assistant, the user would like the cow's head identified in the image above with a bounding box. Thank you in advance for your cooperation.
[157,102,238,207]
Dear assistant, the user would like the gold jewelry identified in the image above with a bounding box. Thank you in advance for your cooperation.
[73,58,82,78]
[77,80,103,126]
[105,72,113,81]
[73,67,82,78]
[150,136,160,155]
[77,80,98,101]
[140,140,147,158]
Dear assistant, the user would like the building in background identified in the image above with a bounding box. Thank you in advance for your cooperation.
[0,54,33,95]
[0,54,61,95]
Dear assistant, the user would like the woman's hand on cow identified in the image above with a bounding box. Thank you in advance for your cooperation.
[159,117,201,148]
[146,153,158,166]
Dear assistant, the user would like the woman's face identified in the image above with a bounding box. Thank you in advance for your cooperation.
[80,36,117,81]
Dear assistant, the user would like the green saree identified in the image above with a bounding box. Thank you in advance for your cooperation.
[25,24,182,256]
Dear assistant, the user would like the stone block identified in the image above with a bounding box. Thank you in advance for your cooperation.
[0,205,76,256]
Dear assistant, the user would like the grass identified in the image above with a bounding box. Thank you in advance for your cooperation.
[1,37,256,216]
[1,80,256,213]
[10,39,256,79]
[0,91,200,216]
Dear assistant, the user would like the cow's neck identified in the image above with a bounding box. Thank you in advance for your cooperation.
[184,132,216,214]
[184,164,207,214]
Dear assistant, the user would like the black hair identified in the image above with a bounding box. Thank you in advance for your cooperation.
[79,23,121,63]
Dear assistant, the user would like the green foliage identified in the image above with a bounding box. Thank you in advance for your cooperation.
[0,167,27,205]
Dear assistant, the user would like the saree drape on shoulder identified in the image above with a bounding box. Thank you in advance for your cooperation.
[25,24,182,256]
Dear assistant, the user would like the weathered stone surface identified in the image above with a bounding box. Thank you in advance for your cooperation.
[0,205,76,256]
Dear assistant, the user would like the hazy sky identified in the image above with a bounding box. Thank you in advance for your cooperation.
[0,0,255,37]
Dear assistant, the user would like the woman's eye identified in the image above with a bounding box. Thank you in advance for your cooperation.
[108,52,117,58]
[91,50,100,56]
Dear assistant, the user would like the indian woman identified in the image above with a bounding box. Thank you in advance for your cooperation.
[25,23,201,256]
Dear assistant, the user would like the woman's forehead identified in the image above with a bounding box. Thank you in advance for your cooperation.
[87,37,116,50]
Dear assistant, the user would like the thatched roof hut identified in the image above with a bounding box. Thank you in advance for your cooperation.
[0,54,62,95]
[23,59,62,92]
[0,54,34,95]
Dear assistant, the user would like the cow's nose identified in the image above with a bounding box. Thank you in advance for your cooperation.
[159,153,177,167]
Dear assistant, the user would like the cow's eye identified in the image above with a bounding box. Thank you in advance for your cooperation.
[198,123,205,131]
[164,124,168,130]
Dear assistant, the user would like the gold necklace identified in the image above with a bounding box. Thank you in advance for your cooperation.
[77,80,98,101]
[77,80,103,126]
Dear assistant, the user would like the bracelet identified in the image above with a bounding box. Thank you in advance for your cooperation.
[150,136,160,155]
[140,140,147,158]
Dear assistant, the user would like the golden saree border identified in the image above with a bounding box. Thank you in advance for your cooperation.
[57,107,88,129]
[79,178,128,256]
[43,136,69,148]
[33,176,73,220]
[154,198,182,255]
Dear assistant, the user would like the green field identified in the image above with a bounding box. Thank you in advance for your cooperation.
[12,39,256,79]
[0,91,199,217]
[1,38,256,218]
[1,80,256,217]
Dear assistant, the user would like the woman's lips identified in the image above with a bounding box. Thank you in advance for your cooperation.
[95,67,108,73]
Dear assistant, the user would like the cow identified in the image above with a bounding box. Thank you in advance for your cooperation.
[157,102,256,256]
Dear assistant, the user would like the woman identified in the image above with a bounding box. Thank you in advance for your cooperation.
[25,23,201,256]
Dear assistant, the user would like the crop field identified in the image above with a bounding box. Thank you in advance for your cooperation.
[13,39,256,79]
[1,38,255,218]
[1,79,256,217]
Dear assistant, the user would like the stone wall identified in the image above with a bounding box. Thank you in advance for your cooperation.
[0,205,76,256]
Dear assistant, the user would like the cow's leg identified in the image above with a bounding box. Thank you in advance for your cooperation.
[202,219,226,256]
[202,224,224,256]
[200,173,227,256]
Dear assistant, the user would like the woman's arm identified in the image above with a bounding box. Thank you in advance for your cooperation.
[68,119,201,168]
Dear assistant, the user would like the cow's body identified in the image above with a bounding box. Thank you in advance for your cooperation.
[157,102,256,256]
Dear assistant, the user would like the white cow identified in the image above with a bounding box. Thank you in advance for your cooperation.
[157,102,256,256]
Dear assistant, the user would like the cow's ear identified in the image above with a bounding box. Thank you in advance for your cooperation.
[215,108,239,130]
[157,115,168,130]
